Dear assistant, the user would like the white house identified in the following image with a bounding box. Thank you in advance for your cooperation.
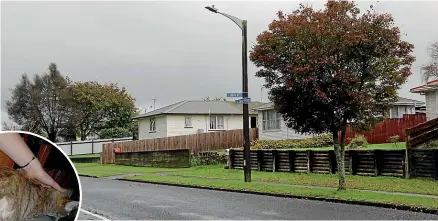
[389,97,425,119]
[133,100,263,139]
[252,102,313,140]
[252,97,425,141]
[410,79,438,120]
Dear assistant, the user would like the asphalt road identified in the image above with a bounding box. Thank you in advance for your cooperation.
[76,176,438,220]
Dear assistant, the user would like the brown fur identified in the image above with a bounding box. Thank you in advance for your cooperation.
[0,166,74,221]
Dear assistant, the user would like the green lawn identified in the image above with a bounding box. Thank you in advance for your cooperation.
[74,163,438,196]
[74,163,177,177]
[124,173,438,210]
[69,154,101,158]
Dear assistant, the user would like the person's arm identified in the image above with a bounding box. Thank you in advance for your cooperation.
[0,133,65,192]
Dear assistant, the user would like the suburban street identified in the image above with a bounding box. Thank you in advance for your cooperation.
[76,176,438,220]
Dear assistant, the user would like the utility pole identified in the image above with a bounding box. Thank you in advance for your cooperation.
[242,20,251,182]
[152,98,156,111]
[205,5,251,182]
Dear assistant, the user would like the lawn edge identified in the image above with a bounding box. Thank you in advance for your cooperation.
[115,177,438,215]
[78,174,99,178]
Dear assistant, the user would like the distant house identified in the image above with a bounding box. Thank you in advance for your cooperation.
[389,97,425,119]
[252,102,313,141]
[252,97,425,141]
[133,100,263,140]
[410,79,438,120]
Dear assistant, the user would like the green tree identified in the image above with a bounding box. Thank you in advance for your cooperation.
[99,127,132,139]
[99,108,141,139]
[70,81,136,140]
[6,63,72,142]
[421,41,438,82]
[250,1,415,190]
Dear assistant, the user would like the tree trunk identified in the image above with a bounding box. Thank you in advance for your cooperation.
[48,132,57,142]
[333,131,346,190]
[81,133,87,141]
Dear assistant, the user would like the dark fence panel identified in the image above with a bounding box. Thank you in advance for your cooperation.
[229,149,438,180]
[115,149,190,168]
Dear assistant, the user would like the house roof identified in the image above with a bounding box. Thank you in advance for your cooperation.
[393,97,425,106]
[133,100,261,119]
[227,101,264,115]
[251,97,425,111]
[252,102,274,111]
[410,79,438,93]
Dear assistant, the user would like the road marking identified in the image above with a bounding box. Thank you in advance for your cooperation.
[80,209,111,221]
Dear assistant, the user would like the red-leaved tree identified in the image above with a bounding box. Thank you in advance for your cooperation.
[250,1,415,189]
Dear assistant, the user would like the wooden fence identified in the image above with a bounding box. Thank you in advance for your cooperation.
[344,114,426,144]
[230,149,438,179]
[101,128,258,164]
[406,117,438,149]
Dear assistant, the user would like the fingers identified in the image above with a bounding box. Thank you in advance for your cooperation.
[42,173,66,192]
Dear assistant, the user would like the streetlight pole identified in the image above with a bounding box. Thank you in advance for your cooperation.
[205,5,251,182]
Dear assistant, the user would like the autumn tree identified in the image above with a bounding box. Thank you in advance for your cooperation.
[421,41,438,81]
[69,81,136,140]
[6,63,72,141]
[250,1,415,189]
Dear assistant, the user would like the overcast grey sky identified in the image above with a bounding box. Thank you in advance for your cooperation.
[2,1,438,125]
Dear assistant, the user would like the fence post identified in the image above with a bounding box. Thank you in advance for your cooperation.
[289,150,295,172]
[328,150,336,174]
[433,149,438,180]
[374,150,381,176]
[229,149,234,169]
[306,150,312,174]
[349,150,356,175]
[70,141,73,156]
[405,128,411,179]
[257,150,262,171]
[272,150,277,172]
[91,140,94,154]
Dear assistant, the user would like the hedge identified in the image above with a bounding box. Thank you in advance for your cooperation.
[233,133,333,150]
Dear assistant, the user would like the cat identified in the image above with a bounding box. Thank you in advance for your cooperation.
[0,166,79,221]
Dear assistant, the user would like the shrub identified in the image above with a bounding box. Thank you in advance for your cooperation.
[419,139,438,149]
[388,135,400,149]
[347,135,368,149]
[233,133,333,150]
[190,151,227,166]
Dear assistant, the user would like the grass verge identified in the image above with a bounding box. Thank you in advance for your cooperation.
[74,163,438,196]
[74,163,177,177]
[122,174,438,210]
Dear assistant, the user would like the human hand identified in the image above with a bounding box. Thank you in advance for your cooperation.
[21,157,66,192]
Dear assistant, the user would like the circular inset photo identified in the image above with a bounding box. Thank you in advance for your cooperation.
[0,131,82,221]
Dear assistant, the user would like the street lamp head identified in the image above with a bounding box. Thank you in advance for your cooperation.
[205,5,218,13]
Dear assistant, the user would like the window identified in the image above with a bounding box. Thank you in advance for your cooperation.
[262,110,281,130]
[184,116,192,128]
[209,116,224,130]
[149,117,156,132]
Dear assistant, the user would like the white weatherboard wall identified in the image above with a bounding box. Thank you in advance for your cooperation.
[389,105,415,118]
[138,115,168,139]
[257,111,313,140]
[166,114,256,137]
[425,91,438,120]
